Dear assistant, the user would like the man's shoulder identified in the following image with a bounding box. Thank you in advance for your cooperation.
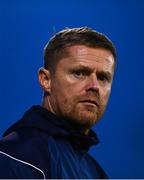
[0,151,45,179]
[2,126,52,153]
[0,127,51,166]
[0,127,50,178]
[0,127,47,152]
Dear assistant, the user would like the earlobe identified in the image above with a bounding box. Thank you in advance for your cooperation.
[38,67,51,94]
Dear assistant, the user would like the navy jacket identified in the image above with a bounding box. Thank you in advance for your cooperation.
[0,105,108,179]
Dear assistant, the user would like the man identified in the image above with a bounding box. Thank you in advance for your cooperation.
[0,27,116,179]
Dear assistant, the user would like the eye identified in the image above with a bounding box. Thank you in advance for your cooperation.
[97,74,110,82]
[71,69,88,79]
[74,70,84,77]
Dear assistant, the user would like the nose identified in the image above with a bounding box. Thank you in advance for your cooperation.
[86,74,99,93]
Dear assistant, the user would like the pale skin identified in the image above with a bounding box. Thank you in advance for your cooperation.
[38,45,115,134]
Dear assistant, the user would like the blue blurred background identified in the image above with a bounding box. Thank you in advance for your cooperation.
[0,0,144,178]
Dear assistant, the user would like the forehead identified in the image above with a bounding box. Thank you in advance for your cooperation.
[63,45,115,70]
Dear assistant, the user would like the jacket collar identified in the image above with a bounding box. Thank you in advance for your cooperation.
[4,105,99,151]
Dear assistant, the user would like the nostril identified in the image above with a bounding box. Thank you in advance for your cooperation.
[87,86,99,93]
[86,81,99,92]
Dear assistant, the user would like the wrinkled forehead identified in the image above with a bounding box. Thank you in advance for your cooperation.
[65,45,115,67]
[54,45,115,77]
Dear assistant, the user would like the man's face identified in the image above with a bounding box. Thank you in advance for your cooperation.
[48,45,115,130]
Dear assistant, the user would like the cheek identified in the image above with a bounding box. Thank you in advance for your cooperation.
[59,83,83,100]
[59,87,82,112]
[101,88,111,104]
[52,86,76,107]
[51,78,86,108]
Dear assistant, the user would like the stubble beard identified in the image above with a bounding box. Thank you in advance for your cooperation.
[61,99,101,131]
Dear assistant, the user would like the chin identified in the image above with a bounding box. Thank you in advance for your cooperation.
[74,110,99,128]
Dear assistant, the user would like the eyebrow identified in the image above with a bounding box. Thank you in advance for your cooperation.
[70,65,112,76]
[98,71,113,80]
[70,65,93,72]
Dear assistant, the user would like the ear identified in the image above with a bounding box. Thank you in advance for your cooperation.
[38,67,51,94]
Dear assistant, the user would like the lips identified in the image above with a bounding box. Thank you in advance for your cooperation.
[80,99,99,107]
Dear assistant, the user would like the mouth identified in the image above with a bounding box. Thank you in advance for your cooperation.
[80,100,99,107]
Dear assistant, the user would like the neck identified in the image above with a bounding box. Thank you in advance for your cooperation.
[42,96,55,114]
